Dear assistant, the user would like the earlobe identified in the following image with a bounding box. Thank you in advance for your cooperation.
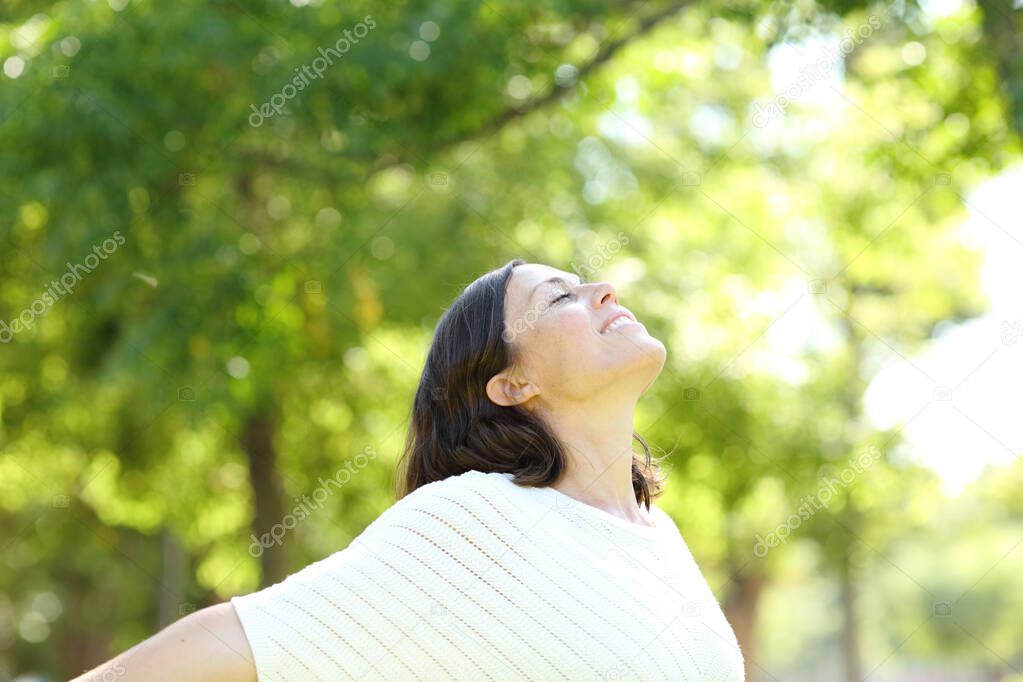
[486,373,537,407]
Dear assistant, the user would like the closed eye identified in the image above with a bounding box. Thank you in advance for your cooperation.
[552,291,574,304]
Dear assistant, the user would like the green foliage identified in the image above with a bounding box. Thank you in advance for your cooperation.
[1,0,1020,679]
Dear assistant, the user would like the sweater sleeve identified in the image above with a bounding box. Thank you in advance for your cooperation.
[229,471,500,682]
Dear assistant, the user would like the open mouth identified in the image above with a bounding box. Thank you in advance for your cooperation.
[600,313,640,334]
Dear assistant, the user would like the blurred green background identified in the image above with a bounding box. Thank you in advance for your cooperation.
[2,0,1022,680]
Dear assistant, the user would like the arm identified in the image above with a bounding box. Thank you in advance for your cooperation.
[68,602,256,682]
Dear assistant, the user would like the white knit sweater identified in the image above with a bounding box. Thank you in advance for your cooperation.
[230,470,745,681]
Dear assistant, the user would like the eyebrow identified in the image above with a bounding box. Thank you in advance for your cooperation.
[529,275,583,301]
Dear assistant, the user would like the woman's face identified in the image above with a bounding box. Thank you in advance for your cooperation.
[493,263,667,407]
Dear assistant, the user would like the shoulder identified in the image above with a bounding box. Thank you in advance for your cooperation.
[648,503,703,560]
[400,469,509,505]
[230,471,536,679]
[361,470,515,541]
[234,471,513,603]
[649,502,673,524]
[392,469,512,514]
[649,502,684,538]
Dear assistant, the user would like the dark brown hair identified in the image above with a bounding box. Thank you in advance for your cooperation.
[395,258,665,509]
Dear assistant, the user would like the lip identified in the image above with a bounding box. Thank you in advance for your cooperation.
[599,310,639,334]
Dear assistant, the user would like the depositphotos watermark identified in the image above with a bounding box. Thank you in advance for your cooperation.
[1,230,126,343]
[248,15,376,127]
[501,294,555,344]
[753,446,882,557]
[81,662,126,682]
[1001,319,1023,345]
[750,14,882,127]
[570,230,630,281]
[248,445,378,556]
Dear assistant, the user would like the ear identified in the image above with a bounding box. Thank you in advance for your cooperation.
[486,372,539,407]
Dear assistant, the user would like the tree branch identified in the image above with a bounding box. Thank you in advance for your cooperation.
[241,1,695,181]
[452,0,695,149]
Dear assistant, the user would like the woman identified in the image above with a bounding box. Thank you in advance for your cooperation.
[71,259,745,681]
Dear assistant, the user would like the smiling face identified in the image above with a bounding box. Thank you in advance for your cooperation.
[486,263,667,410]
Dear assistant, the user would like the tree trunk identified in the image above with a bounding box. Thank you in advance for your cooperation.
[840,549,862,682]
[722,571,765,681]
[156,528,187,628]
[240,411,288,586]
[976,0,1023,138]
[835,276,866,682]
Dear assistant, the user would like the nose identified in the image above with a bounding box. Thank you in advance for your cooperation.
[590,281,618,308]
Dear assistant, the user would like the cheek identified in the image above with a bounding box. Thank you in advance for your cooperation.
[551,309,595,339]
[529,311,598,365]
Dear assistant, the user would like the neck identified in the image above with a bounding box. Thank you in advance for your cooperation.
[538,393,652,525]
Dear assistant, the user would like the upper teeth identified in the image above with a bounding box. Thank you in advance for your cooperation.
[603,317,633,333]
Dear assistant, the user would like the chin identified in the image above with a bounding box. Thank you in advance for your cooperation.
[634,330,667,366]
[638,346,667,395]
[618,335,667,391]
[641,338,667,376]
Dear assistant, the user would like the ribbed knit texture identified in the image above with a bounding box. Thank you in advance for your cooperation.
[230,469,745,681]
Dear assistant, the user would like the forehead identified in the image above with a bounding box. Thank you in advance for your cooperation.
[508,264,580,297]
[505,264,581,319]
